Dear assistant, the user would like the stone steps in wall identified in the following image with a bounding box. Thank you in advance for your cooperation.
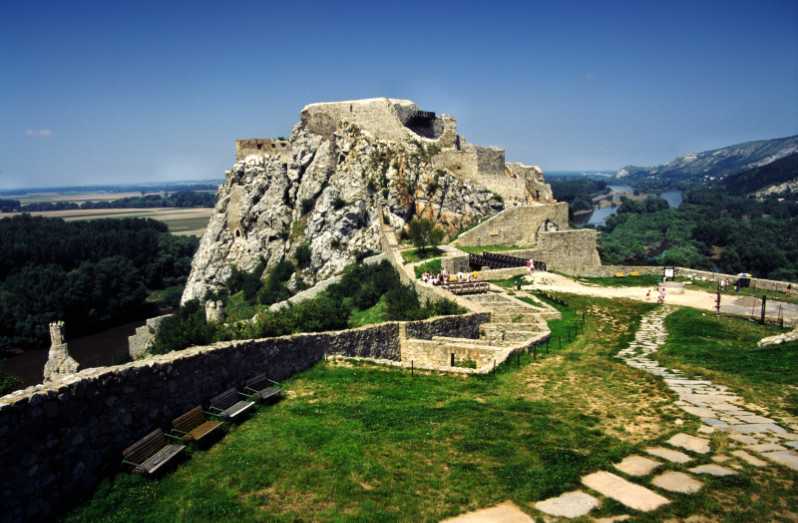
[490,313,540,324]
[431,336,511,348]
[481,322,541,332]
[408,338,502,352]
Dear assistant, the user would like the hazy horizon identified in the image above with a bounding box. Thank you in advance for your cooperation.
[2,0,796,190]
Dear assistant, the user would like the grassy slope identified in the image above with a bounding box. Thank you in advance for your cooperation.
[659,308,798,418]
[348,298,387,328]
[64,297,798,522]
[400,247,444,264]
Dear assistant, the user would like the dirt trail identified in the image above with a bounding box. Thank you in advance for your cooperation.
[525,272,798,324]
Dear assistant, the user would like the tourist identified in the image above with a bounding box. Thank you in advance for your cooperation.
[527,258,535,274]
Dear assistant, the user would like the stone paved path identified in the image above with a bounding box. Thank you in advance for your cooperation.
[541,306,798,518]
[444,305,798,521]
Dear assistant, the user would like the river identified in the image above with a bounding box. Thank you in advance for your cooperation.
[1,319,143,389]
[581,185,683,227]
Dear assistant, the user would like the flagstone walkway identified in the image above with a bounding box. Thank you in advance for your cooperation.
[445,305,798,521]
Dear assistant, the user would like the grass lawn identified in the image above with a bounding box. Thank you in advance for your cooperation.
[413,258,442,278]
[63,296,798,522]
[659,308,798,418]
[348,297,387,327]
[454,244,523,255]
[400,247,444,264]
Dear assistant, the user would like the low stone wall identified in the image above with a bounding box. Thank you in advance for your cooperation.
[378,218,485,314]
[565,265,798,295]
[406,313,489,340]
[0,312,481,522]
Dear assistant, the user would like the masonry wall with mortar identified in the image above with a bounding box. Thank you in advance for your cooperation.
[455,203,570,247]
[0,313,485,523]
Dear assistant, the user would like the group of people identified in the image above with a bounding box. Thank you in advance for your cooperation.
[421,269,480,286]
[646,286,668,304]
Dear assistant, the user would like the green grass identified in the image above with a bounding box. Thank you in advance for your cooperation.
[577,274,663,287]
[400,247,444,264]
[454,244,523,255]
[63,295,798,522]
[414,258,442,278]
[659,308,798,417]
[348,297,387,327]
[224,291,261,322]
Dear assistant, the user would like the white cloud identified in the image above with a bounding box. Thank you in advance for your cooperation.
[25,129,53,138]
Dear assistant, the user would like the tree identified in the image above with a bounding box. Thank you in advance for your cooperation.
[406,217,444,253]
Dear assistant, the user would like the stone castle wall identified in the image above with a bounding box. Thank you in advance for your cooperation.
[567,265,798,295]
[455,203,570,247]
[235,138,291,161]
[523,230,602,273]
[300,98,457,145]
[0,313,485,522]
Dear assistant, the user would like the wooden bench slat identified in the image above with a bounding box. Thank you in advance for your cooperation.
[220,400,255,420]
[136,444,185,475]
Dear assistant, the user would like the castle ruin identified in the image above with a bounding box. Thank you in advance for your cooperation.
[183,97,598,304]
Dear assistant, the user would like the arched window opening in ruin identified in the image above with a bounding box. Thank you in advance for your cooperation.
[235,229,241,238]
[403,110,442,139]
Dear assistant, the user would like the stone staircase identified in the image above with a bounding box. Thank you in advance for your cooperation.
[402,290,556,372]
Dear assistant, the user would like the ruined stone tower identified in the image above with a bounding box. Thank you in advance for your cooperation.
[42,321,79,383]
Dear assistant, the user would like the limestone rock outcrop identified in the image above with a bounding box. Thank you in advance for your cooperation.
[182,98,552,304]
[757,327,798,348]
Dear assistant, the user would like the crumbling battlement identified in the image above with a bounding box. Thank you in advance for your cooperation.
[238,98,552,207]
[235,138,290,160]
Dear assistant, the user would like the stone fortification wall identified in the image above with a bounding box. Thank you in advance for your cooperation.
[127,314,173,360]
[444,229,600,275]
[563,265,798,295]
[507,162,554,202]
[523,230,602,273]
[455,203,569,247]
[406,313,488,340]
[378,216,486,314]
[300,98,457,145]
[235,138,290,161]
[0,311,485,522]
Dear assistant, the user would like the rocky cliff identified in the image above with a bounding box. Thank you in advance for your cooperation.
[182,98,549,304]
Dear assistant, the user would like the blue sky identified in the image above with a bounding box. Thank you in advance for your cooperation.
[1,0,796,189]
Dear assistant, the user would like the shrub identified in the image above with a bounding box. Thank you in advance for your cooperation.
[257,259,295,306]
[150,300,215,354]
[407,217,444,253]
[295,243,312,268]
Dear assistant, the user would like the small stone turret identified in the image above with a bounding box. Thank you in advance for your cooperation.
[42,321,79,383]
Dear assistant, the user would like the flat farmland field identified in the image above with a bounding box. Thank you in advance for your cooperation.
[16,192,148,203]
[2,208,213,237]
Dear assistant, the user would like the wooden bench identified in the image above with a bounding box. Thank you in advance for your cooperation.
[209,388,256,421]
[171,406,224,444]
[243,374,282,403]
[122,429,185,476]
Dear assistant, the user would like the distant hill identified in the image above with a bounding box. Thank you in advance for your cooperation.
[721,152,798,196]
[616,135,798,188]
